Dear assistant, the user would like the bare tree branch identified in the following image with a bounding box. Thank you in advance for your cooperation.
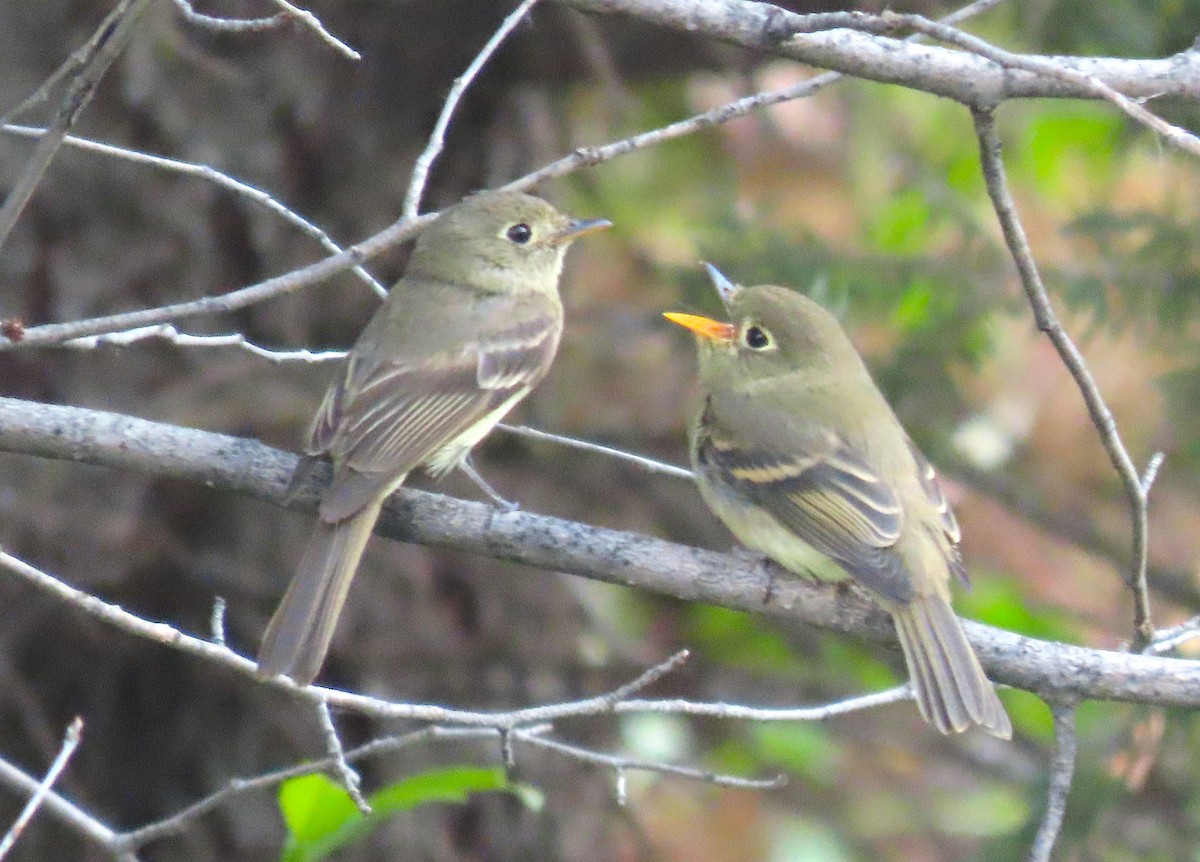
[1146,616,1200,657]
[0,0,151,254]
[262,0,361,59]
[1028,703,1078,862]
[0,538,880,860]
[557,0,1200,104]
[515,733,786,790]
[168,0,287,33]
[495,424,694,480]
[62,324,347,364]
[0,739,130,862]
[972,108,1154,649]
[2,396,1199,707]
[403,0,543,218]
[0,0,1015,354]
[0,123,388,298]
[0,210,433,351]
[838,11,1200,156]
[0,718,84,861]
[314,702,369,814]
[115,726,512,851]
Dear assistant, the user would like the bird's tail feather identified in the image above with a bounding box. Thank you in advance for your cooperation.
[890,595,1012,739]
[256,499,382,685]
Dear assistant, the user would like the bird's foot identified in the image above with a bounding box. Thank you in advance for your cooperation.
[459,457,520,513]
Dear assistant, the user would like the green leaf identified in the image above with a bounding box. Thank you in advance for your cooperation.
[279,774,360,847]
[370,766,508,815]
[277,766,517,862]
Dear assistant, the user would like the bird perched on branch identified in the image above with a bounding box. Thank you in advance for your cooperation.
[257,190,610,685]
[665,264,1011,738]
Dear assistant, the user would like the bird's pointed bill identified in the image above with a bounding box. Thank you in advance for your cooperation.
[663,311,737,341]
[546,217,612,245]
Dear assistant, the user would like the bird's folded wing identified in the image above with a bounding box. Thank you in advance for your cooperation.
[699,399,915,604]
[906,436,968,586]
[309,315,558,522]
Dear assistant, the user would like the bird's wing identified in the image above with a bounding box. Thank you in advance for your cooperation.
[906,436,968,586]
[698,394,915,604]
[308,311,559,522]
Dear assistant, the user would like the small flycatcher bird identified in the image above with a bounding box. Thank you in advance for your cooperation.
[665,264,1011,737]
[257,190,610,684]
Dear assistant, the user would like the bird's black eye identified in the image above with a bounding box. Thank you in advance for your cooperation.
[505,223,533,244]
[744,325,771,350]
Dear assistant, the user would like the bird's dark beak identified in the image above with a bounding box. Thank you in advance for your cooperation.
[663,312,737,342]
[546,217,612,246]
[702,262,740,308]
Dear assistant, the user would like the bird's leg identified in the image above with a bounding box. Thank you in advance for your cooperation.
[458,456,519,513]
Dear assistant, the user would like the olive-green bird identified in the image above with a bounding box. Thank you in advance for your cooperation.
[665,264,1011,737]
[257,190,610,684]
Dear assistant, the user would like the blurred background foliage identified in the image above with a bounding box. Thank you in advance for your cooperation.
[3,0,1200,859]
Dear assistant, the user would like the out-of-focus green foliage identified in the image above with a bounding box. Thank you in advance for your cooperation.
[685,604,808,676]
[1016,0,1200,56]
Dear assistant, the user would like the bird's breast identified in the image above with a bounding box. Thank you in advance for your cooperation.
[693,459,846,582]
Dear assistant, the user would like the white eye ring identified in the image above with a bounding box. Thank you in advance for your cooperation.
[742,323,773,350]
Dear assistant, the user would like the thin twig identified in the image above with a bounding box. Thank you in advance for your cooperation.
[0,753,132,861]
[1140,451,1165,495]
[0,11,114,127]
[514,731,786,790]
[0,211,434,351]
[117,725,517,850]
[64,324,348,363]
[496,424,694,479]
[971,108,1153,649]
[620,685,913,721]
[314,702,369,814]
[263,0,361,60]
[596,649,690,708]
[0,0,151,255]
[1146,615,1200,656]
[508,0,1004,191]
[169,0,286,32]
[0,717,84,861]
[403,0,542,218]
[209,596,227,647]
[1028,702,1078,862]
[1,124,387,298]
